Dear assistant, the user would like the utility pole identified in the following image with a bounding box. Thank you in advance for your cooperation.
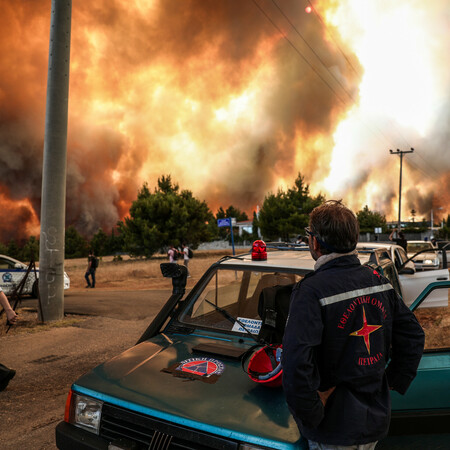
[389,148,414,233]
[431,207,443,232]
[39,0,72,322]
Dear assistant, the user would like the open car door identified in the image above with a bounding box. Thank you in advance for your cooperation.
[379,281,450,448]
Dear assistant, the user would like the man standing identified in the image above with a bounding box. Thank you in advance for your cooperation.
[388,228,407,252]
[182,243,190,276]
[282,200,424,449]
[84,250,97,288]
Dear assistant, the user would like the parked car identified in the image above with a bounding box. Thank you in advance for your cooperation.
[0,254,70,298]
[357,243,449,308]
[406,240,440,270]
[56,243,450,449]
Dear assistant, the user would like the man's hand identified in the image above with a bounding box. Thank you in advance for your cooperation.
[318,386,336,407]
[6,309,18,325]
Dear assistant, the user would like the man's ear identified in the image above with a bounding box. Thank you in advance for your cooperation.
[312,236,322,255]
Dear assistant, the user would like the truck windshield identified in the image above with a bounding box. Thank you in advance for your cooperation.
[178,268,302,334]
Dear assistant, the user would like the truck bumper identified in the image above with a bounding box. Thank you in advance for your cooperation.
[55,422,108,450]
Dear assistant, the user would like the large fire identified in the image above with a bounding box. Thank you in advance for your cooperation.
[0,0,448,242]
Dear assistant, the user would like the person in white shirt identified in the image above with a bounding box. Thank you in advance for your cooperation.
[182,243,190,276]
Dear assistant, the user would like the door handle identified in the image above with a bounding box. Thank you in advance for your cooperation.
[436,277,448,280]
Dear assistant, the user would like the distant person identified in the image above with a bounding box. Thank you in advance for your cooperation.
[389,228,407,251]
[85,250,98,288]
[168,245,178,263]
[0,287,18,391]
[182,243,190,276]
[431,237,437,247]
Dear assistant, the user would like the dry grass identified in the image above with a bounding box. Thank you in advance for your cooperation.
[0,307,87,337]
[65,249,236,291]
[415,304,450,350]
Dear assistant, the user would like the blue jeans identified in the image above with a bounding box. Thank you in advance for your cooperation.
[85,269,96,287]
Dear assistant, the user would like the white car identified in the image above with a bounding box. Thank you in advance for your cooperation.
[0,254,70,298]
[407,240,440,270]
[357,243,449,308]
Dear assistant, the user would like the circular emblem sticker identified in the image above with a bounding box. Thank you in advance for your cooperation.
[175,357,225,378]
[2,273,12,283]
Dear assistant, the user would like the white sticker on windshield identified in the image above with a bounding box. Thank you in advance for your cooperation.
[232,317,262,335]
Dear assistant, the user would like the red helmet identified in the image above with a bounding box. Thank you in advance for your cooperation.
[247,345,282,387]
[251,240,267,261]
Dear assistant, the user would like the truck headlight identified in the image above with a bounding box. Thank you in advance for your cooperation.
[65,391,103,434]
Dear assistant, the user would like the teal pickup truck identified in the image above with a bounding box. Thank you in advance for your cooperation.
[56,243,450,449]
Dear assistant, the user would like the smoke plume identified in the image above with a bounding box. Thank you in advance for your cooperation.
[0,0,448,242]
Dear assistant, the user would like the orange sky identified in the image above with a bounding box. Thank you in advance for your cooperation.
[0,0,448,241]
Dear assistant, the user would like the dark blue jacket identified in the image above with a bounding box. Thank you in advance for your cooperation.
[282,254,424,445]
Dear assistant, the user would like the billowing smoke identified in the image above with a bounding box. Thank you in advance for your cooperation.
[0,0,447,242]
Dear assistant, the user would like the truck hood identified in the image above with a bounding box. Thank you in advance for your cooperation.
[73,333,300,446]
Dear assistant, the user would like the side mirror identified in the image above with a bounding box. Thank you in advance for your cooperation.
[137,263,188,345]
[160,263,188,295]
[398,259,416,275]
[14,263,22,269]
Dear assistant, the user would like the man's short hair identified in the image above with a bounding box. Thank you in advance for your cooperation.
[309,200,359,254]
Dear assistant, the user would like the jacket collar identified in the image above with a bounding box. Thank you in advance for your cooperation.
[314,250,359,271]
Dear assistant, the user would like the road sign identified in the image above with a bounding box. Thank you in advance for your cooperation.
[217,218,236,255]
[217,218,231,227]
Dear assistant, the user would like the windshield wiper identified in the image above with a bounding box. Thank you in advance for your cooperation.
[204,299,260,343]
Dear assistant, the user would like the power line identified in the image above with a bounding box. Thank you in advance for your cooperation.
[304,1,424,151]
[411,150,441,178]
[305,1,421,150]
[252,0,401,149]
[253,0,441,181]
[251,0,348,106]
[306,0,361,78]
[271,0,356,103]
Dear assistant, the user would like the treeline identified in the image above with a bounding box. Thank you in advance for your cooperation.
[2,173,448,262]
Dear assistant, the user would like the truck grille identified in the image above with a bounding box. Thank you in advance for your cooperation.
[100,403,239,450]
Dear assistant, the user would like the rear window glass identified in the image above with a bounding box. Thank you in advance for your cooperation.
[407,242,433,253]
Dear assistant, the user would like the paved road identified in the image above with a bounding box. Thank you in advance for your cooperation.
[20,288,173,320]
[0,288,174,450]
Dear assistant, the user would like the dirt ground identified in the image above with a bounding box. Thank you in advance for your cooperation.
[0,250,449,449]
[0,251,227,450]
